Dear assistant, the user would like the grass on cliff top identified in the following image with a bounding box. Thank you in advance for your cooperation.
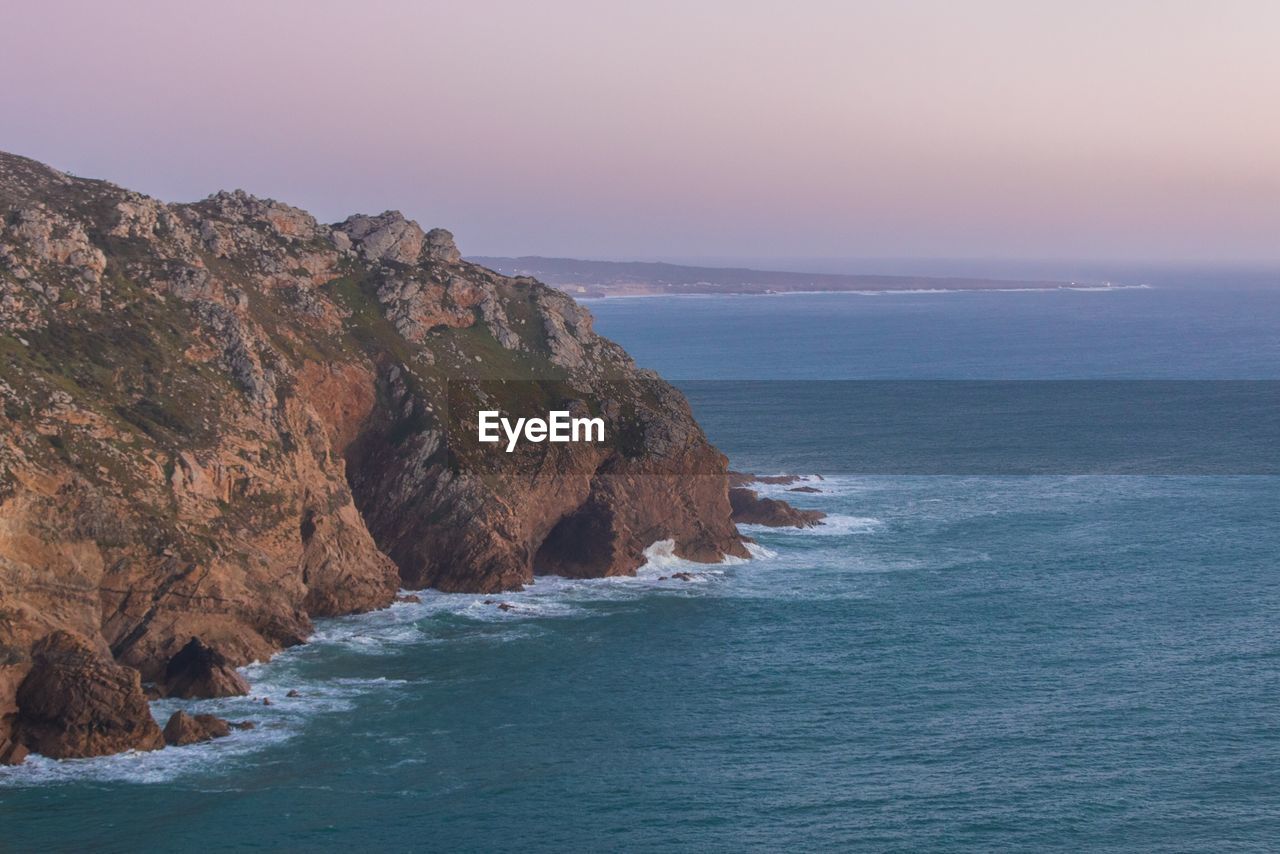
[324,269,568,388]
[325,271,420,369]
[0,270,237,496]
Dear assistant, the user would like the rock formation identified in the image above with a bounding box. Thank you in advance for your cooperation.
[162,710,232,746]
[729,488,827,528]
[0,151,747,763]
[162,638,251,699]
[9,631,164,759]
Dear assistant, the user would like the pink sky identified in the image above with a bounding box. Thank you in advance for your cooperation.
[2,0,1277,263]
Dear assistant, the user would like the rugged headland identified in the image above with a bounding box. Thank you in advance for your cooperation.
[0,152,759,764]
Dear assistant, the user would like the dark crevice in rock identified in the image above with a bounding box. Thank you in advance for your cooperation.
[300,510,317,543]
[533,498,617,578]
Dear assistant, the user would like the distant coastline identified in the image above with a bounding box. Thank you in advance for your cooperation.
[574,284,1154,301]
[470,255,1146,298]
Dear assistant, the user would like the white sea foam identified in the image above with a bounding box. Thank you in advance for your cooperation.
[0,713,292,787]
[0,534,772,786]
[745,541,779,559]
[738,513,884,537]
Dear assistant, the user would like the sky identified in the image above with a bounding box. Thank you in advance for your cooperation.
[2,0,1277,265]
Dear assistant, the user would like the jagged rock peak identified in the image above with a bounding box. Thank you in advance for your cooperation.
[336,210,424,264]
[424,227,462,263]
[195,189,322,240]
[335,211,460,265]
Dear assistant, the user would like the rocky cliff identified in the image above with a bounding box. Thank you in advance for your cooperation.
[0,151,747,763]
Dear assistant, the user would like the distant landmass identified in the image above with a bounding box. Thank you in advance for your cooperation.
[469,256,1101,297]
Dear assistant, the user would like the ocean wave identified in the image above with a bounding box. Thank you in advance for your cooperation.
[743,475,883,502]
[0,536,769,786]
[0,725,290,787]
[739,514,884,537]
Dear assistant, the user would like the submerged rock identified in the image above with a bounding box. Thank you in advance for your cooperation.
[728,471,819,487]
[754,474,805,485]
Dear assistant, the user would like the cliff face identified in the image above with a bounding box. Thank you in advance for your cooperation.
[0,152,746,762]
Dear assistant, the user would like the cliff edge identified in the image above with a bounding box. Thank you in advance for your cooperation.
[0,151,747,763]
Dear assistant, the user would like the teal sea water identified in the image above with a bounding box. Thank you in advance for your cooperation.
[3,287,1279,851]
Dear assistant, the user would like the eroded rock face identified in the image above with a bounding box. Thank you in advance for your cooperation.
[162,710,232,746]
[12,632,164,759]
[0,736,29,765]
[162,638,250,699]
[0,149,747,760]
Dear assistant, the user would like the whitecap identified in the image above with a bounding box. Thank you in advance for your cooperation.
[0,535,769,785]
[738,514,884,537]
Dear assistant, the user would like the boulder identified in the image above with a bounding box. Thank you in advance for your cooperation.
[13,631,165,759]
[163,710,232,746]
[423,228,462,264]
[163,638,251,699]
[337,211,426,265]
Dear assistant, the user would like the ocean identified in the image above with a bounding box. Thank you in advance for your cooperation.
[3,286,1279,851]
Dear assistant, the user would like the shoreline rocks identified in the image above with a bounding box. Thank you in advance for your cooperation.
[11,632,164,760]
[0,149,750,763]
[162,639,251,700]
[162,710,232,746]
[729,488,826,528]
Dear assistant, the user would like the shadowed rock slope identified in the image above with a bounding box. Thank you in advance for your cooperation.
[0,151,746,763]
